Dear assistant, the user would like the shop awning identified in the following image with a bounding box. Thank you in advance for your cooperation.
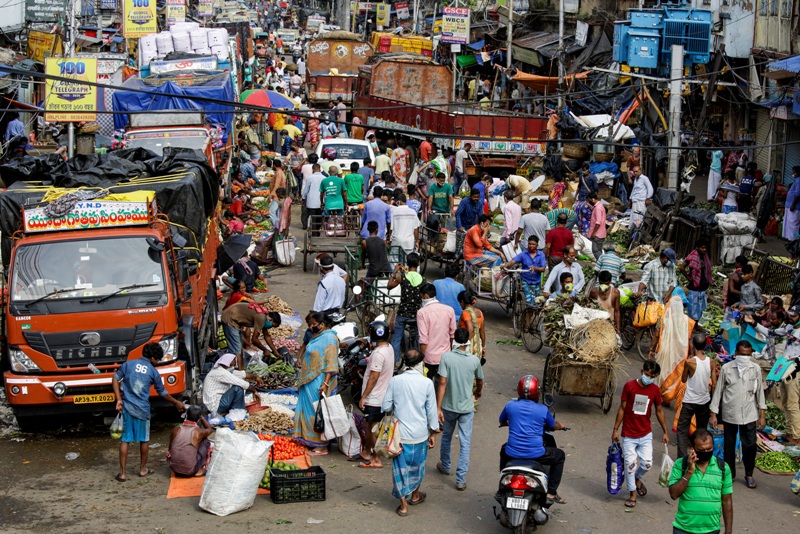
[512,70,591,92]
[467,40,484,51]
[765,55,800,79]
[3,97,43,111]
[511,32,556,68]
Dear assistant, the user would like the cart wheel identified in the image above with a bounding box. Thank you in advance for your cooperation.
[358,301,379,334]
[541,351,556,398]
[636,326,655,361]
[512,290,524,339]
[620,321,636,350]
[521,308,544,354]
[601,369,616,414]
[303,233,309,272]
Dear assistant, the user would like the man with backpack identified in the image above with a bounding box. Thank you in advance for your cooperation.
[668,429,733,534]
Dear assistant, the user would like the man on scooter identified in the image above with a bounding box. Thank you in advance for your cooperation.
[499,375,568,505]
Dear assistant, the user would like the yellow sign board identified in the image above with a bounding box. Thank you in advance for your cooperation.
[45,57,98,122]
[27,31,62,64]
[124,0,158,38]
[376,3,389,26]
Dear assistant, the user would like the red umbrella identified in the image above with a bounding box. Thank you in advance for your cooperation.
[241,89,272,109]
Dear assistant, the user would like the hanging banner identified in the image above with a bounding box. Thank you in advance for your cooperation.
[375,3,388,26]
[44,57,97,122]
[396,1,410,20]
[441,7,470,45]
[27,31,62,64]
[166,0,186,25]
[25,0,69,22]
[123,0,157,38]
[563,0,580,13]
[198,0,213,17]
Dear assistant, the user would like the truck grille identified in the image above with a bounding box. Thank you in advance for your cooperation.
[24,323,157,368]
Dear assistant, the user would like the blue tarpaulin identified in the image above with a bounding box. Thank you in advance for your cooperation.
[112,74,234,141]
[768,55,800,74]
[467,40,484,51]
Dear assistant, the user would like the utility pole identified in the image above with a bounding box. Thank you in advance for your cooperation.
[557,0,564,109]
[693,44,725,148]
[506,6,512,69]
[667,44,684,189]
[66,0,77,158]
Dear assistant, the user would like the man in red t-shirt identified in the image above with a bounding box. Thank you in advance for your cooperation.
[611,359,669,509]
[544,212,575,270]
[419,136,433,162]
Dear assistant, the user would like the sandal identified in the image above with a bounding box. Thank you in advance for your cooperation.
[396,506,408,517]
[114,474,127,482]
[408,491,426,506]
[624,498,637,508]
[745,476,757,489]
[138,468,155,478]
[635,480,647,497]
[546,494,567,505]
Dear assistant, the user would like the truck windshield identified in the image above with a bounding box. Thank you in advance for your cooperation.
[124,130,208,155]
[11,237,166,303]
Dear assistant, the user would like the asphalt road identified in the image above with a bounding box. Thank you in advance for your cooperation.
[0,206,798,534]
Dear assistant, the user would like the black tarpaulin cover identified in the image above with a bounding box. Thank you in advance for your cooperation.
[0,147,219,268]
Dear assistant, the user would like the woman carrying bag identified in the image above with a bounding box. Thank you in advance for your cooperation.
[294,312,339,455]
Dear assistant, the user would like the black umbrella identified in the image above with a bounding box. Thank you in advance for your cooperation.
[216,234,253,274]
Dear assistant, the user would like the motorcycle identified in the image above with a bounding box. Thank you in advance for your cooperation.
[494,394,568,533]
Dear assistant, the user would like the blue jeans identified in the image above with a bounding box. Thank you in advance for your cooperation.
[453,170,465,193]
[217,386,245,415]
[439,409,474,485]
[392,314,415,363]
[520,281,541,304]
[222,324,241,355]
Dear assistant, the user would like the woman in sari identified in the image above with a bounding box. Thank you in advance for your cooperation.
[548,176,567,209]
[457,291,485,363]
[307,110,321,148]
[391,140,410,188]
[294,312,339,455]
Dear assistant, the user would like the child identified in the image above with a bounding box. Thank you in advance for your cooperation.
[733,264,763,313]
[361,220,391,278]
[760,297,787,328]
[718,172,739,214]
[407,183,421,215]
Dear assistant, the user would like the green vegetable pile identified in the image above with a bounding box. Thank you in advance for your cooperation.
[766,402,786,431]
[755,451,800,473]
[495,339,523,346]
[260,460,301,489]
[268,360,296,376]
[699,303,724,333]
[693,201,720,213]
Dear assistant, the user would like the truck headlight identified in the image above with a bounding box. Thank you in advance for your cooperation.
[159,336,178,363]
[9,348,42,373]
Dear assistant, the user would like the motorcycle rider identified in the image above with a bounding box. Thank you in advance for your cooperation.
[499,375,568,505]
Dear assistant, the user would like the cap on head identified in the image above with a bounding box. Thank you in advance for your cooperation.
[661,248,677,263]
[788,304,800,317]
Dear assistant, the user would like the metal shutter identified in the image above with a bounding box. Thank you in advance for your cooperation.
[754,109,773,174]
[784,124,800,182]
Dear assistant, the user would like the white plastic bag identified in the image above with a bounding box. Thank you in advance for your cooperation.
[443,230,457,253]
[199,428,272,516]
[658,444,674,488]
[275,237,296,266]
[337,405,362,458]
[492,268,510,298]
[313,393,350,440]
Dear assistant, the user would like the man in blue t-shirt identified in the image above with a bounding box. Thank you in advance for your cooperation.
[738,162,757,213]
[499,375,568,505]
[502,235,547,303]
[112,343,186,481]
[433,262,467,320]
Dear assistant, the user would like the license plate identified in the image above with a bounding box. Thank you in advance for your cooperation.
[506,497,529,510]
[73,394,115,404]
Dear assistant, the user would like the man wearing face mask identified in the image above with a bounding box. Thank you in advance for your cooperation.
[638,248,677,302]
[202,353,263,419]
[668,429,733,534]
[709,340,767,489]
[611,359,669,509]
[543,246,585,297]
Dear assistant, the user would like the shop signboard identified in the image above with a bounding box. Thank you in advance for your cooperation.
[44,57,98,122]
[198,0,213,17]
[27,31,62,63]
[123,0,158,38]
[376,3,388,26]
[564,0,579,13]
[396,1,410,20]
[25,0,69,22]
[166,0,186,25]
[441,7,470,45]
[23,201,152,233]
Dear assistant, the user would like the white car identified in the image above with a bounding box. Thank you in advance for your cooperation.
[315,138,375,175]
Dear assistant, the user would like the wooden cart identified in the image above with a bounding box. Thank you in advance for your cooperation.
[541,350,616,414]
[418,219,464,275]
[302,214,362,271]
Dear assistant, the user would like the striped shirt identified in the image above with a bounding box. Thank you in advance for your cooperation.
[669,457,732,534]
[640,258,677,301]
[202,367,250,415]
[594,251,626,285]
[545,208,577,228]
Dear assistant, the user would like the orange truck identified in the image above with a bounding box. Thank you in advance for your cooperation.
[0,152,220,430]
[305,34,374,106]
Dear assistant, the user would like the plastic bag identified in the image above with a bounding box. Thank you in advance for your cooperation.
[606,442,624,495]
[199,428,271,516]
[314,393,350,440]
[313,397,325,434]
[443,230,457,253]
[791,468,800,495]
[458,179,470,196]
[275,237,296,266]
[337,405,362,459]
[658,444,674,487]
[110,412,123,439]
[634,301,663,328]
[374,413,402,458]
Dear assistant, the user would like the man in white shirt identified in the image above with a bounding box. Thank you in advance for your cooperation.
[297,57,306,77]
[515,198,548,250]
[454,143,471,192]
[290,73,303,98]
[499,191,521,247]
[390,192,421,253]
[201,353,262,418]
[313,255,347,313]
[543,246,585,296]
[302,163,327,235]
[374,145,391,175]
[629,165,653,226]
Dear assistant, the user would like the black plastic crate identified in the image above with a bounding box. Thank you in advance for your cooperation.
[269,466,326,504]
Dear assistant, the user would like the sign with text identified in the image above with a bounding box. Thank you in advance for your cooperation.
[150,56,218,75]
[198,0,213,17]
[375,3,388,26]
[27,31,62,63]
[23,201,151,233]
[44,57,97,122]
[25,0,68,22]
[396,1,410,20]
[564,0,579,13]
[99,0,117,8]
[441,7,470,45]
[166,0,186,25]
[124,0,158,38]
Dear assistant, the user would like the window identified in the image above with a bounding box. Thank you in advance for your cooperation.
[759,0,767,15]
[771,0,778,16]
[781,0,791,17]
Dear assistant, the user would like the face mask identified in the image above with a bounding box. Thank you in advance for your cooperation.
[641,374,655,386]
[564,283,574,293]
[264,320,273,330]
[735,355,750,373]
[695,449,714,463]
[599,284,610,292]
[310,324,321,334]
[665,261,673,267]
[564,257,574,264]
[422,296,436,305]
